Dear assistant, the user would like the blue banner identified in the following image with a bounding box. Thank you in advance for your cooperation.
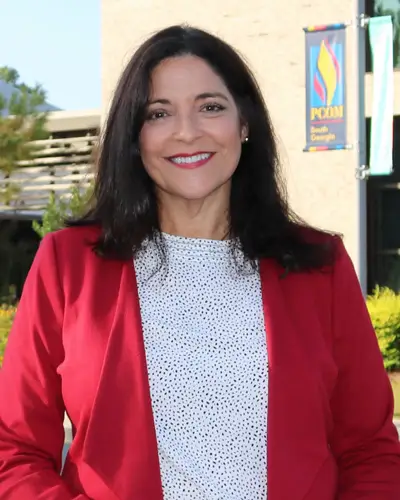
[304,25,347,152]
[368,16,394,176]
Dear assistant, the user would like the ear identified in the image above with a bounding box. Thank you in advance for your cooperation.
[241,124,249,143]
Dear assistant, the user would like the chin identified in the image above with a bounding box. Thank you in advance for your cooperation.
[168,178,232,201]
[174,190,217,201]
[172,184,225,200]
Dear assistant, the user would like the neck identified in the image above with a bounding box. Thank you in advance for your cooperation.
[158,189,230,240]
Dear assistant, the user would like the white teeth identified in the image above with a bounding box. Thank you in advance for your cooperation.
[170,153,211,164]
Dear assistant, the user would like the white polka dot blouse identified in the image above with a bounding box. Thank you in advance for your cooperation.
[134,233,268,500]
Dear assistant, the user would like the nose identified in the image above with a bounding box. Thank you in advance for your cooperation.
[173,113,202,143]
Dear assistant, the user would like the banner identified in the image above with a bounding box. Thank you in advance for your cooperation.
[304,24,347,152]
[368,16,394,176]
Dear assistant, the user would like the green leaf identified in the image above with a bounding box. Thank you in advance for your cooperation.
[367,287,400,371]
[32,181,94,238]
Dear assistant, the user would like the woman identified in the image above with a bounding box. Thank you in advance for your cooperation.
[0,25,399,500]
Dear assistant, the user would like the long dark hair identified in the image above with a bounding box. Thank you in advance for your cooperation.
[68,24,337,272]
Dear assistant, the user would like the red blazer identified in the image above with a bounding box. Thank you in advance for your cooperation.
[0,226,399,500]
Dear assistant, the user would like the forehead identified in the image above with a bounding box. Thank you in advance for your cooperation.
[148,55,230,99]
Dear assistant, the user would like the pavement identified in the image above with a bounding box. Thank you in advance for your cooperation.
[395,419,400,438]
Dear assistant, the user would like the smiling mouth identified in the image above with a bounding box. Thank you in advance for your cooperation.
[167,152,215,169]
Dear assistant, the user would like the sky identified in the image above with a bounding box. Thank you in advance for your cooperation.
[0,0,101,111]
[0,0,398,112]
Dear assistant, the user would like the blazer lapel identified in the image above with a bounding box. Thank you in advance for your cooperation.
[79,254,333,500]
[81,260,163,500]
[260,260,334,500]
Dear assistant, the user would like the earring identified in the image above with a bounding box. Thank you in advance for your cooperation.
[244,137,249,143]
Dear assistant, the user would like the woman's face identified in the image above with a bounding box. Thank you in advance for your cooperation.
[139,55,247,201]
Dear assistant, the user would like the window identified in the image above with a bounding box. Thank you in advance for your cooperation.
[367,116,400,291]
[365,0,400,70]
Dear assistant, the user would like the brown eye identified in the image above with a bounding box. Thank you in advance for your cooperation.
[147,110,168,121]
[202,103,225,113]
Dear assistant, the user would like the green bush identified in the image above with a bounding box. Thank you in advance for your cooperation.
[367,287,400,372]
[0,305,16,366]
[32,183,93,238]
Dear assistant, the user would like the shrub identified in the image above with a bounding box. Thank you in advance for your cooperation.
[0,305,16,366]
[32,183,93,238]
[367,287,400,372]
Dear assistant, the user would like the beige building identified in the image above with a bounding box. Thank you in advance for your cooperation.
[0,109,100,217]
[100,0,400,294]
[0,1,398,296]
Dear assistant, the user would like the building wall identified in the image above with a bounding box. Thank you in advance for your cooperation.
[100,0,400,274]
[0,110,101,215]
[46,109,100,134]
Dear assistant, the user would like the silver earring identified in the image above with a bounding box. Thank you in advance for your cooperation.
[244,137,249,143]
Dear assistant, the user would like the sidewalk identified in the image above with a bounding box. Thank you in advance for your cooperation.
[395,419,400,438]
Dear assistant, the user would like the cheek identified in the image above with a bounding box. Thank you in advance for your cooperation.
[212,119,242,153]
[139,121,173,157]
[139,129,170,184]
[219,135,243,169]
[139,126,160,161]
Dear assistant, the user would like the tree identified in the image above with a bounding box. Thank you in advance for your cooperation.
[32,183,93,238]
[0,66,49,206]
[32,142,97,238]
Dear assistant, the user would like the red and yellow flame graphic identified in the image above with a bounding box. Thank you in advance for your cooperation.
[313,40,340,106]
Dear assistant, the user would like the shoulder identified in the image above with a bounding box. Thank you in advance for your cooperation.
[49,224,101,247]
[296,224,339,248]
[43,224,101,259]
[294,229,358,314]
[296,226,350,282]
[35,225,124,296]
[268,226,352,304]
[34,225,103,281]
[283,223,344,274]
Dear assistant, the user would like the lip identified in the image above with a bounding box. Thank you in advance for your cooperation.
[167,151,215,169]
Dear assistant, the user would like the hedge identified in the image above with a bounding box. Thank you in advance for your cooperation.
[367,287,400,372]
[0,305,16,366]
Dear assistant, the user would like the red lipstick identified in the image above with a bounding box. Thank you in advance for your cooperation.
[167,152,214,169]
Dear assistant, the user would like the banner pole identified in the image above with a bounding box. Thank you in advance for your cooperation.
[354,1,368,295]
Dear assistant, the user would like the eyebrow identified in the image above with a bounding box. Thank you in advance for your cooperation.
[148,92,229,106]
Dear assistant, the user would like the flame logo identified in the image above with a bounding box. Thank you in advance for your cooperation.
[313,40,340,106]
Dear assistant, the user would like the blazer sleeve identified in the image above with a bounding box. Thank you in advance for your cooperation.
[0,233,90,499]
[329,239,400,499]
